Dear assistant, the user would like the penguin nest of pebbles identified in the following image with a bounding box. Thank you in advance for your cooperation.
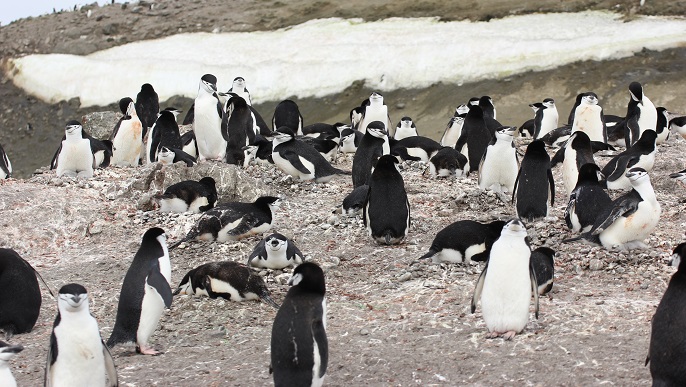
[1,134,684,385]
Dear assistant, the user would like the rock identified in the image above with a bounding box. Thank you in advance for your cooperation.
[82,111,121,139]
[589,259,604,271]
[398,272,412,282]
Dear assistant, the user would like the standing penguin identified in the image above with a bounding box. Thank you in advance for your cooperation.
[51,120,94,178]
[534,98,559,139]
[135,83,159,136]
[193,74,226,161]
[174,261,279,308]
[0,341,22,387]
[440,116,465,147]
[564,163,612,233]
[478,126,519,202]
[352,121,389,187]
[248,233,304,270]
[513,140,555,222]
[0,248,43,337]
[558,131,596,197]
[271,127,349,183]
[227,76,251,105]
[169,196,282,249]
[565,167,660,251]
[0,143,11,179]
[455,105,492,173]
[147,108,183,164]
[601,130,657,191]
[339,127,362,154]
[111,97,143,166]
[415,219,506,265]
[107,228,172,355]
[655,107,670,145]
[625,81,658,146]
[272,100,304,135]
[393,117,418,140]
[157,177,217,213]
[223,95,256,165]
[571,92,606,143]
[271,262,328,387]
[647,242,686,385]
[471,219,539,340]
[45,283,118,386]
[358,92,392,135]
[364,155,410,245]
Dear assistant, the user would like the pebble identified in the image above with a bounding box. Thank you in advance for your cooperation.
[589,259,604,271]
[398,272,412,282]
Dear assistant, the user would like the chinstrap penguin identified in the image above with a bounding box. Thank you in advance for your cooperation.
[157,177,217,213]
[415,220,506,266]
[601,130,657,191]
[51,120,95,178]
[530,247,555,295]
[394,117,418,140]
[111,97,143,167]
[193,74,226,161]
[513,140,555,222]
[363,155,410,245]
[135,83,159,136]
[478,126,519,202]
[248,233,304,270]
[427,147,468,179]
[564,163,612,233]
[352,121,389,187]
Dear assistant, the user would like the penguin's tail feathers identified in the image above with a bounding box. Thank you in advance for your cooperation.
[169,229,198,250]
[260,292,281,309]
[411,249,438,266]
[562,236,582,244]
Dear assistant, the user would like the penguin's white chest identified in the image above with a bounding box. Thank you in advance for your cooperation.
[0,363,17,387]
[258,247,301,269]
[272,151,316,181]
[562,149,579,197]
[340,137,358,153]
[394,126,416,140]
[478,141,517,192]
[637,97,657,134]
[360,105,389,134]
[137,280,167,346]
[56,138,93,177]
[50,314,106,386]
[481,239,532,334]
[538,110,559,139]
[194,95,225,160]
[572,105,604,142]
[599,200,661,248]
[208,277,259,301]
[112,118,143,166]
[441,120,463,147]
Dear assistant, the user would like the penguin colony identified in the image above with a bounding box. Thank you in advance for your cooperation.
[3,72,686,385]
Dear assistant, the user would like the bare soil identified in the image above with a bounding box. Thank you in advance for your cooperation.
[2,1,686,386]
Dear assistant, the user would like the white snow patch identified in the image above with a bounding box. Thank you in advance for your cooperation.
[5,11,686,107]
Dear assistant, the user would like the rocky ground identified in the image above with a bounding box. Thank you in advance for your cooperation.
[2,1,686,386]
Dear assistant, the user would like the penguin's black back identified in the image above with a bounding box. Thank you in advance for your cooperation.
[515,140,554,222]
[272,100,303,132]
[531,247,555,294]
[107,228,166,347]
[224,96,255,165]
[135,83,160,131]
[181,261,270,300]
[455,106,491,172]
[364,155,409,241]
[424,220,505,262]
[271,262,327,387]
[649,245,686,385]
[568,163,612,230]
[352,128,385,187]
[0,248,41,335]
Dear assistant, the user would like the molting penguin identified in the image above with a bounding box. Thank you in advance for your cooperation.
[135,83,159,136]
[147,107,183,164]
[455,105,492,173]
[564,163,612,233]
[107,228,172,355]
[478,126,519,202]
[223,95,255,165]
[390,136,442,163]
[271,262,327,387]
[0,340,22,387]
[363,155,410,245]
[0,143,12,179]
[513,140,555,222]
[571,92,606,143]
[169,196,281,249]
[565,167,660,251]
[46,283,118,386]
[111,97,143,166]
[271,127,349,183]
[51,120,94,178]
[647,243,686,385]
[193,74,226,161]
[415,220,506,266]
[601,129,657,191]
[158,177,217,213]
[427,147,468,179]
[358,92,392,135]
[174,261,278,308]
[471,219,538,340]
[336,185,370,216]
[535,98,559,139]
[272,100,304,135]
[227,76,251,105]
[530,247,555,295]
[248,233,304,270]
[394,117,418,140]
[0,248,43,337]
[352,121,389,187]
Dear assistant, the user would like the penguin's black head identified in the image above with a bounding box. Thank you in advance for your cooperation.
[199,177,216,189]
[629,81,643,102]
[478,95,493,107]
[366,121,388,138]
[64,120,83,135]
[58,283,89,311]
[671,243,686,271]
[201,73,217,85]
[636,129,657,146]
[0,341,23,358]
[376,154,399,170]
[141,83,155,93]
[581,92,598,105]
[529,102,543,111]
[534,246,556,261]
[289,262,325,295]
[525,140,547,156]
[455,104,470,117]
[59,283,87,296]
[468,97,479,106]
[577,163,604,184]
[142,227,166,246]
[466,105,484,119]
[543,98,555,106]
[570,131,591,149]
[266,233,288,250]
[119,97,134,114]
[369,91,383,101]
[255,196,282,208]
[360,98,370,108]
[234,76,245,82]
[626,167,649,183]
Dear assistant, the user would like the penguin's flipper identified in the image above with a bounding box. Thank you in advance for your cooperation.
[111,117,124,141]
[529,261,540,319]
[455,130,468,155]
[50,138,65,170]
[512,169,522,204]
[147,269,173,308]
[226,213,261,238]
[470,263,489,314]
[287,240,304,263]
[606,155,639,183]
[172,148,196,167]
[247,239,267,266]
[564,192,577,230]
[281,150,312,175]
[45,329,58,386]
[591,199,639,236]
[547,168,555,206]
[102,340,119,386]
[550,146,565,167]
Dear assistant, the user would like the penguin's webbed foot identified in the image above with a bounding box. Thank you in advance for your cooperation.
[136,345,163,356]
[502,331,517,340]
[486,331,500,339]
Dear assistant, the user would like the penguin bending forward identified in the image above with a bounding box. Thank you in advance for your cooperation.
[271,262,328,387]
